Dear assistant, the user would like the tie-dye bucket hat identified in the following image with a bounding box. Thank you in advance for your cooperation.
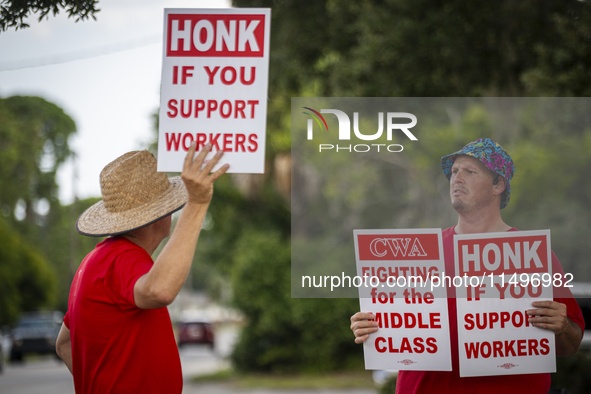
[440,138,515,209]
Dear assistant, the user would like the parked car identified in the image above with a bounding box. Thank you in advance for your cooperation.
[10,311,63,362]
[177,319,214,348]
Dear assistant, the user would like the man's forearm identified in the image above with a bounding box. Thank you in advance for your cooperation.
[59,345,73,374]
[556,318,583,357]
[134,143,227,309]
[134,201,209,309]
[56,324,73,374]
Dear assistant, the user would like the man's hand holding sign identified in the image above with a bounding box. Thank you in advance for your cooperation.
[528,300,582,357]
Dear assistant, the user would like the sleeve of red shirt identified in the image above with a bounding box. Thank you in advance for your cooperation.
[63,311,70,329]
[109,244,154,310]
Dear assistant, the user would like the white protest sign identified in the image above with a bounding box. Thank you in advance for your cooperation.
[454,230,555,377]
[158,8,271,173]
[354,229,452,371]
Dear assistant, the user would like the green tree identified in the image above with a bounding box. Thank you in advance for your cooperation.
[0,95,79,318]
[0,217,56,326]
[36,197,103,311]
[230,230,362,372]
[522,4,591,96]
[0,96,76,224]
[234,0,589,99]
[0,0,99,31]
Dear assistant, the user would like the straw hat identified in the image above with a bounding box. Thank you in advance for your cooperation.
[76,150,187,237]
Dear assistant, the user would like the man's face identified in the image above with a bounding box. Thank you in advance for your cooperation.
[449,155,499,214]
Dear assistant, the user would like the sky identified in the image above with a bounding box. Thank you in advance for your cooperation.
[0,0,231,204]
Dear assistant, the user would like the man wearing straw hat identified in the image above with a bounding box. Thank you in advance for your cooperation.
[349,138,584,393]
[55,142,227,393]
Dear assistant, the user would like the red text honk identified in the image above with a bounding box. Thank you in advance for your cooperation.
[458,236,548,276]
[167,14,265,57]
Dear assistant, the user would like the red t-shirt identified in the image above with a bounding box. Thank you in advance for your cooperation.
[395,227,585,394]
[64,237,182,394]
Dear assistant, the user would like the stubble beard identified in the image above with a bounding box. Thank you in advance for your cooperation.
[452,197,470,214]
[453,195,491,215]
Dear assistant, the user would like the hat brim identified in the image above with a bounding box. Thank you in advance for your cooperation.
[76,177,187,237]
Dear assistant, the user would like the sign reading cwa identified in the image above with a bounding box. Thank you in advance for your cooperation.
[370,238,428,258]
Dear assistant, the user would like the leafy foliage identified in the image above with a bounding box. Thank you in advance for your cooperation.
[0,0,99,31]
[32,197,103,311]
[234,0,590,98]
[0,217,56,326]
[0,95,81,321]
[230,229,362,372]
[0,96,76,224]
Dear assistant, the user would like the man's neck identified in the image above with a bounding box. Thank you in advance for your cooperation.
[120,228,161,256]
[454,209,511,234]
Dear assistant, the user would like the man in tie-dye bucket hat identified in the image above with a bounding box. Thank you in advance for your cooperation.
[350,138,584,393]
[441,138,515,210]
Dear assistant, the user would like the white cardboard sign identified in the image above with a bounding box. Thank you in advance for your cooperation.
[354,229,452,371]
[454,230,555,377]
[157,8,271,173]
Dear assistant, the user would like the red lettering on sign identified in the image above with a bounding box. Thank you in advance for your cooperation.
[374,337,438,354]
[166,99,258,119]
[463,311,531,330]
[165,133,181,151]
[464,338,549,359]
[457,235,549,276]
[167,14,265,57]
[357,233,440,261]
[248,134,258,152]
[164,133,259,153]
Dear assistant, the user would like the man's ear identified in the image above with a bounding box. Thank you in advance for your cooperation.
[493,176,507,196]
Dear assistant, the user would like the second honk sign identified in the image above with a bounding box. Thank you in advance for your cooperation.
[158,8,271,173]
[454,230,555,377]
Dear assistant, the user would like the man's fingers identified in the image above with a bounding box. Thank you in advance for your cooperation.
[200,149,225,175]
[350,311,378,345]
[527,301,569,335]
[353,325,378,342]
[184,144,229,179]
[210,163,230,181]
[184,143,211,174]
[355,334,369,344]
[183,142,198,173]
[193,143,214,170]
[351,312,374,323]
[527,308,553,317]
[531,301,554,308]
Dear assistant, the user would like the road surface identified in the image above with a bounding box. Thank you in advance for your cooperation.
[0,344,229,394]
[0,346,376,394]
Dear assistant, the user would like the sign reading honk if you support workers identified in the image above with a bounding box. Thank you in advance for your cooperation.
[158,8,271,173]
[454,230,555,377]
[354,228,452,371]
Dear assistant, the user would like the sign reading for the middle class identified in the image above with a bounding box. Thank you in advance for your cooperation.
[354,228,452,371]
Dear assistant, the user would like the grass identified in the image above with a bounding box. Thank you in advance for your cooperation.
[192,368,375,390]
